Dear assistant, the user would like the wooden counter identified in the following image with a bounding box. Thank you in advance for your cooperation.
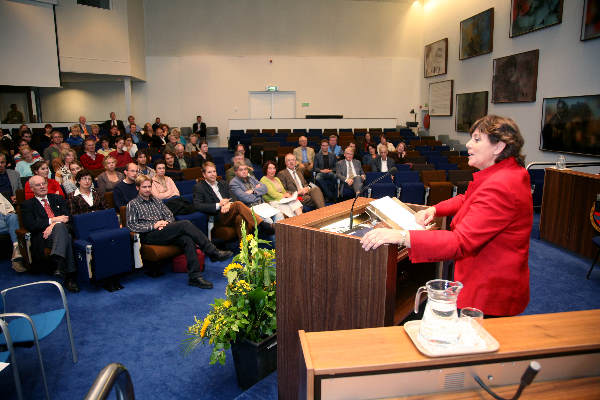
[299,310,600,399]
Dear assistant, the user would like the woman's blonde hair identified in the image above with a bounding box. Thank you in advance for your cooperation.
[103,155,117,167]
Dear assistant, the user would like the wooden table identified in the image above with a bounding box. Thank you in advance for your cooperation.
[299,310,600,399]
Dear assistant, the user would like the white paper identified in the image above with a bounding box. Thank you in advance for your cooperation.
[0,362,8,372]
[369,196,425,231]
[279,192,298,204]
[251,203,280,219]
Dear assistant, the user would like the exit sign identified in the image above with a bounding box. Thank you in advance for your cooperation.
[266,85,278,91]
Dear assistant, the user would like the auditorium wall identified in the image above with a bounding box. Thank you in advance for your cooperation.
[419,0,600,164]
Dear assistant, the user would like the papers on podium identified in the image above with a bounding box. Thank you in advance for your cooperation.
[368,197,426,231]
[251,203,280,219]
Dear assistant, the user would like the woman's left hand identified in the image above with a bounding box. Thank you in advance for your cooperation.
[360,228,406,251]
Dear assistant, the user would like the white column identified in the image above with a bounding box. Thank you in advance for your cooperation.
[124,77,132,117]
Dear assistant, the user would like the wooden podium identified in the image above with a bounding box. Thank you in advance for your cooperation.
[275,198,443,399]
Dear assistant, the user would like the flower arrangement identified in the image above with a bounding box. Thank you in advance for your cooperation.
[183,220,276,365]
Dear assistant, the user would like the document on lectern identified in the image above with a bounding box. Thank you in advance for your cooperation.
[367,197,426,231]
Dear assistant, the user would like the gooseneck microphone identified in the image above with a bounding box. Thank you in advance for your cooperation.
[473,361,541,400]
[349,166,398,229]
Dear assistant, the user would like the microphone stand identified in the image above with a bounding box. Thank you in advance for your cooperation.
[349,167,397,229]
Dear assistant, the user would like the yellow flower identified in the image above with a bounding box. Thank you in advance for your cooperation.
[200,316,211,338]
[246,234,253,242]
[223,300,232,308]
[223,262,243,276]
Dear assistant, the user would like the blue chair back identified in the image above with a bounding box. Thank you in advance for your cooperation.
[72,209,120,240]
[395,171,420,183]
[365,172,393,185]
[175,179,196,195]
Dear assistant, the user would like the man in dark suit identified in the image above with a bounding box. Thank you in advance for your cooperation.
[277,153,325,209]
[370,146,393,173]
[152,117,161,132]
[192,115,207,138]
[21,175,79,292]
[336,146,366,195]
[78,115,92,138]
[194,162,272,240]
[174,144,197,170]
[313,139,337,202]
[103,111,125,135]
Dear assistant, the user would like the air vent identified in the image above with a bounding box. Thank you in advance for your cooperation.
[443,372,465,390]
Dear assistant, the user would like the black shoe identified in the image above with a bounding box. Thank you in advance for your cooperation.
[188,276,213,289]
[258,221,275,235]
[115,280,124,290]
[145,267,164,278]
[208,249,233,262]
[102,281,117,292]
[64,278,80,293]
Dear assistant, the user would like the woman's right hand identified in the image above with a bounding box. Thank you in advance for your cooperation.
[415,207,436,227]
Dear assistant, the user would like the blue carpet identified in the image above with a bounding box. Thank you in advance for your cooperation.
[1,212,599,399]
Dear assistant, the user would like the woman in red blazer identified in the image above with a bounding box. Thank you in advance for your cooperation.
[361,115,533,316]
[24,160,65,200]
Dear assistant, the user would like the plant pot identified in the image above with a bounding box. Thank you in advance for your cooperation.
[231,333,277,390]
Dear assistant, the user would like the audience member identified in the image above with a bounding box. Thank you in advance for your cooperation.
[349,141,362,160]
[96,156,124,194]
[15,147,36,178]
[127,174,232,288]
[0,128,13,156]
[103,111,125,134]
[124,135,138,158]
[293,136,314,181]
[109,137,134,168]
[0,154,21,202]
[165,132,179,153]
[32,123,53,154]
[127,123,141,144]
[185,133,201,153]
[193,161,272,240]
[196,141,212,166]
[362,132,375,153]
[105,125,121,147]
[170,127,186,145]
[150,126,167,151]
[314,139,338,203]
[21,175,79,292]
[78,115,92,138]
[24,160,65,200]
[67,125,84,147]
[336,147,365,195]
[80,138,105,170]
[192,115,207,138]
[67,169,107,215]
[113,163,139,208]
[226,151,253,183]
[136,150,155,178]
[152,117,161,132]
[370,146,393,173]
[260,160,302,217]
[43,131,64,163]
[163,151,182,180]
[0,192,24,272]
[230,163,283,224]
[174,144,194,170]
[151,160,180,200]
[16,130,33,151]
[97,137,114,157]
[277,153,325,209]
[363,143,378,166]
[377,134,395,155]
[14,139,42,163]
[160,123,170,136]
[392,141,408,163]
[88,124,100,142]
[62,161,83,195]
[142,122,154,140]
[328,135,343,158]
[53,148,77,185]
[232,144,252,166]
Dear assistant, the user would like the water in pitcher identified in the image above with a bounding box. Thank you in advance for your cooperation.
[414,279,463,346]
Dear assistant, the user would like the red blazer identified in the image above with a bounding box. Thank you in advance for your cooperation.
[408,157,532,316]
[24,178,65,200]
[80,152,105,170]
[109,150,133,168]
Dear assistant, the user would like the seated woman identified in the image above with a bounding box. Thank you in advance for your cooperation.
[62,161,84,195]
[163,151,182,180]
[24,160,65,199]
[141,122,154,144]
[260,160,302,217]
[52,148,77,185]
[196,141,213,166]
[165,131,179,153]
[96,156,125,194]
[136,150,155,178]
[185,133,201,153]
[392,141,408,164]
[151,160,180,200]
[15,146,37,178]
[170,127,186,146]
[362,143,379,166]
[362,132,375,153]
[124,135,138,158]
[97,137,115,157]
[67,169,107,215]
[377,134,396,155]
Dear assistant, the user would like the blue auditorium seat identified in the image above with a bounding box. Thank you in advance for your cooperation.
[395,170,425,205]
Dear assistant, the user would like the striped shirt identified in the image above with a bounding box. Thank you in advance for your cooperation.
[126,195,174,233]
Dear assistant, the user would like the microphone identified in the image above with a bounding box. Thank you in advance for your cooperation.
[349,166,397,229]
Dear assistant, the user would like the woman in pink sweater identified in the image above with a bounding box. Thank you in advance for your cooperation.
[151,160,180,200]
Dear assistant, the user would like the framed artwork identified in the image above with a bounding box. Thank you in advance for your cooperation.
[455,91,488,132]
[540,94,600,157]
[429,80,453,116]
[424,38,448,78]
[510,0,563,38]
[492,49,539,103]
[581,0,600,41]
[459,8,494,60]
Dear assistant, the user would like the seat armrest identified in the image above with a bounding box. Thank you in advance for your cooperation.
[1,281,68,315]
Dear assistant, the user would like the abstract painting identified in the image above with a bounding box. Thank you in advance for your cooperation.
[460,8,494,60]
[581,0,600,41]
[456,91,488,132]
[492,49,539,103]
[510,0,563,38]
[424,38,448,78]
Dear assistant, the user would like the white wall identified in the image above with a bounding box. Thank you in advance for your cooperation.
[135,55,421,146]
[419,0,600,164]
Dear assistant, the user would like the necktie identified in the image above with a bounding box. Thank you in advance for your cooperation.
[112,120,116,126]
[292,170,303,191]
[42,199,55,218]
[82,125,88,135]
[347,162,355,179]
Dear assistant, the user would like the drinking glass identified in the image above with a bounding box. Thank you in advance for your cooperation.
[460,307,484,321]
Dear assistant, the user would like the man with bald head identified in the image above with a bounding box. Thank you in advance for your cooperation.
[78,115,92,137]
[174,143,196,170]
[21,175,79,292]
[277,153,325,209]
[293,135,315,181]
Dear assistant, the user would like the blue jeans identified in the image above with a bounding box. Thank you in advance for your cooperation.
[0,213,19,243]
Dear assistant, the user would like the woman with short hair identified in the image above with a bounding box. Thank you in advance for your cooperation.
[151,160,180,200]
[260,160,302,217]
[67,169,107,215]
[24,160,65,199]
[96,156,125,194]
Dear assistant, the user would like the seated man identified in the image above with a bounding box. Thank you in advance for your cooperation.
[0,153,22,203]
[21,176,79,292]
[174,144,196,170]
[136,150,155,178]
[328,135,343,159]
[293,135,315,181]
[370,146,392,173]
[109,137,133,168]
[66,125,85,147]
[232,144,253,167]
[127,175,232,288]
[226,151,254,183]
[194,162,273,239]
[0,193,24,272]
[80,137,105,170]
[277,153,325,209]
[229,163,282,224]
[313,139,337,203]
[336,147,366,195]
[43,131,64,163]
[113,163,139,209]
